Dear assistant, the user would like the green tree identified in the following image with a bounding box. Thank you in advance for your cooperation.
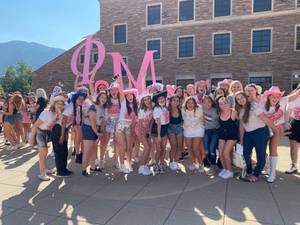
[0,62,33,94]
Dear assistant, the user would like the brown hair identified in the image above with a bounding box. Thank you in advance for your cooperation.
[183,96,198,113]
[12,94,23,110]
[234,91,251,123]
[216,96,229,115]
[95,91,108,108]
[265,95,280,112]
[139,96,152,113]
[167,95,180,117]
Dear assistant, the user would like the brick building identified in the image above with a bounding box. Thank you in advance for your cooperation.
[33,0,300,93]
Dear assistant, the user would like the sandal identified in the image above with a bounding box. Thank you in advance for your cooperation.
[240,175,258,183]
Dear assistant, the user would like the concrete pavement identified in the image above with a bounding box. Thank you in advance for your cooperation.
[0,137,299,225]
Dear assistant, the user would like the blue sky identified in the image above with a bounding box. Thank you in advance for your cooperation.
[0,0,100,50]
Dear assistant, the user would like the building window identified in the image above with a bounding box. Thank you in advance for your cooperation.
[178,36,194,58]
[298,0,300,8]
[249,75,272,91]
[210,76,232,90]
[296,25,300,51]
[121,57,128,76]
[292,72,300,90]
[179,0,194,21]
[176,78,195,88]
[213,33,231,55]
[252,29,271,53]
[114,24,126,44]
[147,4,161,25]
[214,0,231,17]
[147,39,161,60]
[93,53,98,64]
[80,54,85,64]
[146,79,163,86]
[253,0,272,13]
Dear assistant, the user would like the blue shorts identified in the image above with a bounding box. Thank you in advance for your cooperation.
[36,128,50,148]
[167,123,184,136]
[82,124,101,141]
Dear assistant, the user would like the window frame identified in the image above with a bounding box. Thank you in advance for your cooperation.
[248,72,273,91]
[146,38,162,60]
[212,31,232,56]
[79,53,85,65]
[177,34,195,59]
[252,0,273,14]
[113,23,127,45]
[251,27,273,54]
[297,0,300,9]
[291,71,300,91]
[213,0,232,18]
[176,75,196,87]
[178,0,195,22]
[121,56,128,77]
[146,3,162,26]
[295,24,300,51]
[210,73,232,90]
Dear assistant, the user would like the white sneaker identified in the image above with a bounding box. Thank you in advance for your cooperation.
[45,168,56,174]
[49,152,55,157]
[198,164,204,173]
[138,165,145,174]
[169,162,177,171]
[174,162,181,171]
[189,163,199,171]
[218,169,226,177]
[10,145,18,150]
[221,170,233,179]
[17,142,26,148]
[120,164,130,174]
[142,166,152,176]
[38,173,50,181]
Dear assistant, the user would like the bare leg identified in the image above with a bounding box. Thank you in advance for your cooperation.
[223,140,237,172]
[38,147,48,173]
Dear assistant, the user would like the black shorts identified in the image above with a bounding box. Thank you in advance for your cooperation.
[288,119,300,143]
[82,124,101,141]
[151,123,168,138]
[219,128,239,141]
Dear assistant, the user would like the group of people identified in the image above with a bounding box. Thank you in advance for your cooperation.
[1,72,299,184]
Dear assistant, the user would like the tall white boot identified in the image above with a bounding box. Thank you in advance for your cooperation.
[267,156,277,183]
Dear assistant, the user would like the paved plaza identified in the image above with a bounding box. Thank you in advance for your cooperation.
[0,136,299,225]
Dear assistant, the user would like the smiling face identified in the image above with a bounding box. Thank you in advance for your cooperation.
[231,82,242,94]
[236,93,247,107]
[110,88,119,99]
[98,93,107,106]
[76,96,85,106]
[246,86,257,98]
[197,84,207,95]
[171,96,180,108]
[202,97,212,110]
[268,94,281,107]
[98,84,106,92]
[186,99,195,111]
[54,100,65,113]
[175,88,183,97]
[126,93,134,103]
[220,83,229,92]
[187,85,195,96]
[215,88,225,98]
[218,98,230,112]
[143,96,152,108]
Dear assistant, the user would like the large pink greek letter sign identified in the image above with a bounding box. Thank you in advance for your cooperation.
[70,33,157,92]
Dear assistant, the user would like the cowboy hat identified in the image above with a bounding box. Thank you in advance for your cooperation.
[95,80,109,91]
[71,91,88,104]
[263,86,285,98]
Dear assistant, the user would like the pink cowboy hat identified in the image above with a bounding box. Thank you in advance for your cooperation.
[95,80,109,91]
[195,80,210,91]
[123,88,138,98]
[263,86,285,98]
[166,85,176,96]
[218,79,232,87]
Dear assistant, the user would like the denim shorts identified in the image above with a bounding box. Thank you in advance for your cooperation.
[116,120,132,134]
[105,118,118,133]
[82,124,101,141]
[36,128,50,148]
[151,123,168,138]
[167,123,184,136]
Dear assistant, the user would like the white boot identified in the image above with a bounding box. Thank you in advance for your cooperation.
[267,156,277,183]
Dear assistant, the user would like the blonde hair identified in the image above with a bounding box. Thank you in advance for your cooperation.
[229,80,243,95]
[12,94,23,110]
[36,88,47,99]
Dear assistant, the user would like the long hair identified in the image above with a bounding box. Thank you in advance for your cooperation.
[126,94,138,115]
[202,95,216,108]
[95,91,108,108]
[175,86,184,99]
[12,94,23,110]
[107,90,121,109]
[229,80,243,95]
[72,95,83,126]
[216,96,229,115]
[167,95,180,117]
[234,91,251,123]
[183,96,198,113]
[265,96,280,112]
[139,96,152,113]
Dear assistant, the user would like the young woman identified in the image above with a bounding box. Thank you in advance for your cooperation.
[228,80,243,107]
[29,96,66,181]
[61,91,87,164]
[245,83,263,105]
[285,85,300,174]
[0,95,18,149]
[137,91,153,176]
[151,91,169,174]
[186,84,195,97]
[235,91,279,182]
[216,96,239,179]
[218,79,232,97]
[81,92,107,177]
[213,87,226,101]
[89,71,109,100]
[22,95,32,141]
[174,86,185,107]
[167,95,184,171]
[182,97,205,172]
[261,86,290,182]
[202,95,220,176]
[12,94,26,146]
[115,81,138,173]
[194,80,210,104]
[34,88,48,123]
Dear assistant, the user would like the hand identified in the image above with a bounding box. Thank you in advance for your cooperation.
[239,140,243,146]
[285,122,291,130]
[59,135,64,144]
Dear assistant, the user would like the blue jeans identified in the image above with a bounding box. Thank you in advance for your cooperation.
[243,126,269,177]
[204,129,220,166]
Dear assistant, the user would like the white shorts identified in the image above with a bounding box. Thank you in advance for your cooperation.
[184,128,204,138]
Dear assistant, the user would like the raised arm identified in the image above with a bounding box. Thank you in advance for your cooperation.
[89,72,97,97]
[116,77,125,102]
[74,73,80,92]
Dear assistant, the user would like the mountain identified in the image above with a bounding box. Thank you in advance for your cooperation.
[0,41,65,74]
